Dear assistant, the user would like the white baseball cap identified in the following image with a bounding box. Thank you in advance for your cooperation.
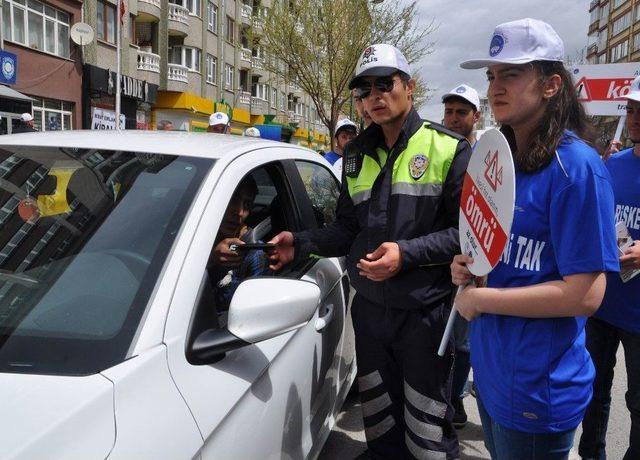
[442,84,480,111]
[244,127,261,137]
[20,113,33,122]
[209,111,229,126]
[349,44,411,89]
[460,18,564,69]
[625,76,640,103]
[335,118,358,136]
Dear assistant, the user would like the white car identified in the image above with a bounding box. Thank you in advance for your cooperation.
[0,131,355,460]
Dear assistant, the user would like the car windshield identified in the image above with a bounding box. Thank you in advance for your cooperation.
[0,146,213,376]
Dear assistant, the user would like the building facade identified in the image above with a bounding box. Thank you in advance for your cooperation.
[587,0,640,64]
[1,0,83,131]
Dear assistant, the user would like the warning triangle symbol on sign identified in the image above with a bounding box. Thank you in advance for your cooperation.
[575,77,591,102]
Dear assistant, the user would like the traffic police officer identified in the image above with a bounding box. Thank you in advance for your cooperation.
[269,44,471,460]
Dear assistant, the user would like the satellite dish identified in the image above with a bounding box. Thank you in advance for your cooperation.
[70,22,94,46]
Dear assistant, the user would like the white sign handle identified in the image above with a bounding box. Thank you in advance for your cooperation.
[613,115,626,142]
[437,284,465,357]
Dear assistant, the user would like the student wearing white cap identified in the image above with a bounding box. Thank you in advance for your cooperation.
[13,112,36,133]
[269,43,472,459]
[578,76,640,460]
[208,111,229,134]
[324,118,358,166]
[442,84,481,149]
[450,18,619,459]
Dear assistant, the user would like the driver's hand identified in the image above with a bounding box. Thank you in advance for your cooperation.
[214,238,244,267]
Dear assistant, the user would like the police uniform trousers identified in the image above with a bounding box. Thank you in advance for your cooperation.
[352,294,459,460]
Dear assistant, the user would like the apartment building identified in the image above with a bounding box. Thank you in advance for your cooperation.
[1,0,83,132]
[80,0,329,147]
[587,0,640,64]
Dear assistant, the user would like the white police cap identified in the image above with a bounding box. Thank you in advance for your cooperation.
[460,18,564,69]
[334,118,358,136]
[349,44,411,89]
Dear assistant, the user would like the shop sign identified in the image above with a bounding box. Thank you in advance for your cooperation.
[0,50,17,85]
[91,107,125,130]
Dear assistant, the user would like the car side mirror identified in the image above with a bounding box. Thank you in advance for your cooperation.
[187,278,321,365]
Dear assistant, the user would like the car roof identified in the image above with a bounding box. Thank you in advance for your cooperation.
[0,130,309,159]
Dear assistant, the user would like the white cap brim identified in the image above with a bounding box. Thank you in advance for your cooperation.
[460,56,563,69]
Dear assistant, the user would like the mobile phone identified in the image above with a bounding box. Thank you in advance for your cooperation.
[229,243,276,252]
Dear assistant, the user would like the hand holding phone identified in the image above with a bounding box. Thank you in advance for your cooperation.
[229,243,276,252]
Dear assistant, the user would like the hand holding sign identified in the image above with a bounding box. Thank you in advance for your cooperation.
[437,129,515,356]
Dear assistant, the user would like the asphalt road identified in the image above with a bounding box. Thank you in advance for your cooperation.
[319,346,631,459]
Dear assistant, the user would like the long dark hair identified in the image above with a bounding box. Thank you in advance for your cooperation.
[501,61,596,172]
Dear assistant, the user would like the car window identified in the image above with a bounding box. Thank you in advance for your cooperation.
[0,147,213,375]
[294,161,339,228]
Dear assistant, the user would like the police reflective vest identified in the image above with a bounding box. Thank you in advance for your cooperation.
[296,108,472,310]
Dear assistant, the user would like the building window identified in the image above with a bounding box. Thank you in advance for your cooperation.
[598,52,607,64]
[634,33,640,51]
[225,64,234,90]
[271,87,277,108]
[280,91,286,111]
[613,0,626,9]
[2,0,70,58]
[610,39,629,61]
[252,82,267,100]
[206,54,217,84]
[207,2,218,33]
[590,7,599,24]
[97,0,116,44]
[601,2,610,19]
[31,97,73,131]
[169,0,200,16]
[169,46,201,72]
[612,11,631,36]
[225,16,234,43]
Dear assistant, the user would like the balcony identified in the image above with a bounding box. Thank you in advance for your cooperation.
[251,56,265,75]
[168,63,188,83]
[138,0,161,21]
[137,50,160,73]
[589,0,599,11]
[251,97,267,115]
[589,21,599,35]
[168,4,189,36]
[239,91,251,105]
[252,9,265,34]
[240,48,252,69]
[587,43,598,56]
[241,4,253,24]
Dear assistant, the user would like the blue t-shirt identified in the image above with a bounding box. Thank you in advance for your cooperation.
[595,148,640,334]
[471,133,619,433]
[323,151,341,165]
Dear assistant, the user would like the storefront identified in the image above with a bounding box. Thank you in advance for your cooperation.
[82,65,158,130]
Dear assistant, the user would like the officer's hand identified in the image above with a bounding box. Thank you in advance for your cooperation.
[451,254,475,286]
[214,238,244,267]
[603,140,622,161]
[268,231,295,271]
[620,241,640,270]
[357,242,402,282]
[455,284,482,321]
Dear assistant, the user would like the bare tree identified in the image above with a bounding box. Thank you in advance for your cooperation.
[257,0,435,148]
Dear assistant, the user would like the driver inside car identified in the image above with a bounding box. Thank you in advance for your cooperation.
[210,176,272,309]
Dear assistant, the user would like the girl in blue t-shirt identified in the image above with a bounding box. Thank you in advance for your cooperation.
[451,19,619,459]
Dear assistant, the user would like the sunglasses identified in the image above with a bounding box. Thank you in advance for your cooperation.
[353,76,398,99]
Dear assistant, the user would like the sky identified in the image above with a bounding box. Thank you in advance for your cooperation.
[406,0,591,122]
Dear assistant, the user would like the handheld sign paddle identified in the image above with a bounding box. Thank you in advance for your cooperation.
[437,129,515,356]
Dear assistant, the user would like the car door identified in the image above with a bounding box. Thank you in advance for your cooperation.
[283,159,356,436]
[163,148,348,460]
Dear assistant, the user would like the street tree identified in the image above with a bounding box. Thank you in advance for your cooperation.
[256,0,435,147]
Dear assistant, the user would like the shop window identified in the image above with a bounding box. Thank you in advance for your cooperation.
[225,64,234,90]
[3,0,70,58]
[225,16,234,43]
[97,0,116,45]
[206,54,217,84]
[207,2,218,33]
[30,97,73,132]
[170,46,202,72]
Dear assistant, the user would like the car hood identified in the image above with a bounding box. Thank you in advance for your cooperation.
[0,372,115,460]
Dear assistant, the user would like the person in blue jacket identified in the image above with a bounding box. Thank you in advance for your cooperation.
[451,19,619,460]
[323,118,358,166]
[578,76,640,460]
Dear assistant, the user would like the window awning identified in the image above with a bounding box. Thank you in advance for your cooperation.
[0,85,33,102]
